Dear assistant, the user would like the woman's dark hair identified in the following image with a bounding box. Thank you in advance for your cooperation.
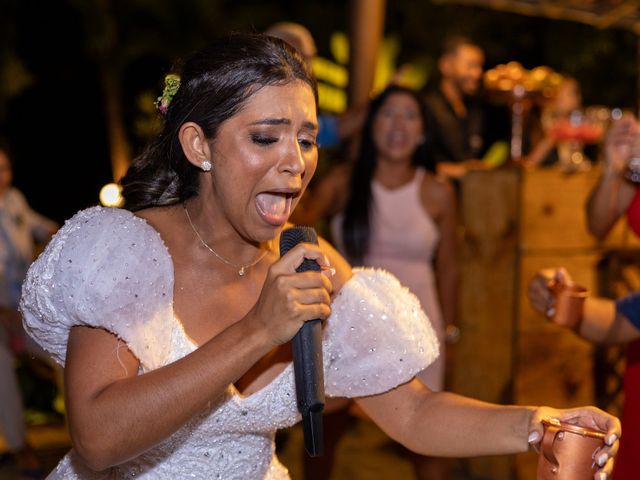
[120,32,317,211]
[341,85,432,264]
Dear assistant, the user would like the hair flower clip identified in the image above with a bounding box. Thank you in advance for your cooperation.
[155,73,181,115]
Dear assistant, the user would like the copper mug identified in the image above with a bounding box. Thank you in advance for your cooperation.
[537,418,606,480]
[549,281,588,330]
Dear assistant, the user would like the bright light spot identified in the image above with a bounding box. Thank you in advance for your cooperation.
[100,183,123,207]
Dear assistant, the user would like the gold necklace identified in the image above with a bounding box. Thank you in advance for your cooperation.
[183,203,268,276]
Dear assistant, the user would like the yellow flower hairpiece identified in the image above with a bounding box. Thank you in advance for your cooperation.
[155,74,181,115]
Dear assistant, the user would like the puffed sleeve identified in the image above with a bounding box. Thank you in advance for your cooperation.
[323,268,439,398]
[20,206,178,371]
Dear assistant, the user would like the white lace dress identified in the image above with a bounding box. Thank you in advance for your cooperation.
[20,207,439,479]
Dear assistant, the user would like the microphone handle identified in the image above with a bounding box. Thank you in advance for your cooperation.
[292,260,325,456]
[292,320,324,411]
[279,227,325,456]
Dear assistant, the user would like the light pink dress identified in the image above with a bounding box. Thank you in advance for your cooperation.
[332,168,445,390]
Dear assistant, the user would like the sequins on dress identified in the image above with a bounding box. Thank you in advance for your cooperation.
[20,206,439,479]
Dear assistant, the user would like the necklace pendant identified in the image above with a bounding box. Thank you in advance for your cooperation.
[238,266,246,276]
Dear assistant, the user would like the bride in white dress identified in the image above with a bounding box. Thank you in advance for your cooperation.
[20,33,619,479]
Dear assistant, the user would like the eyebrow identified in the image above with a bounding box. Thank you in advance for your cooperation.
[249,118,318,131]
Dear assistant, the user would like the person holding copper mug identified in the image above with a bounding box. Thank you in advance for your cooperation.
[529,268,640,344]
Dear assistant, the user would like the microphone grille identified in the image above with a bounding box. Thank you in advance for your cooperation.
[280,226,318,256]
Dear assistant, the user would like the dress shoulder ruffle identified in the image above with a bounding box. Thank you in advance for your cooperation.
[323,268,439,398]
[20,206,177,370]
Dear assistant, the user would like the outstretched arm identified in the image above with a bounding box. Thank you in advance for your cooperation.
[357,379,619,477]
[357,380,533,457]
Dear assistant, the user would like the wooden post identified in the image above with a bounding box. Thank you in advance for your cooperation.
[455,168,521,479]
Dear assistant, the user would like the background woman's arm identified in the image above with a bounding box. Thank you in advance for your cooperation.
[586,114,638,240]
[586,169,636,240]
[432,178,459,331]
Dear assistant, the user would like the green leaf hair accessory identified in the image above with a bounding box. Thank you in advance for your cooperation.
[155,74,181,116]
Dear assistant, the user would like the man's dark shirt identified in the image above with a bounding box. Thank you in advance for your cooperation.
[423,87,485,165]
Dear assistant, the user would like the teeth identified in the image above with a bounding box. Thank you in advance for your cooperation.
[256,192,287,216]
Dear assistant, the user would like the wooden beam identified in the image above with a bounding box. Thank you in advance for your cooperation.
[595,1,639,29]
[433,0,640,32]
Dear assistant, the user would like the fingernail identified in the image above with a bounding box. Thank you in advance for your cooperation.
[322,267,336,277]
[528,431,541,444]
[598,472,608,480]
[606,434,617,446]
[597,452,608,467]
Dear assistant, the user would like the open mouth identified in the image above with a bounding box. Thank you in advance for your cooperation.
[386,131,411,148]
[255,191,296,226]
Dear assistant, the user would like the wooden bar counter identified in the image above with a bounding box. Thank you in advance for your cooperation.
[454,166,639,480]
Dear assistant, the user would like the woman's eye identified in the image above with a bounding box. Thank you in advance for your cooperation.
[251,135,278,146]
[298,138,317,151]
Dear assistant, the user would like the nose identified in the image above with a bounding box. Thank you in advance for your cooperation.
[279,140,306,176]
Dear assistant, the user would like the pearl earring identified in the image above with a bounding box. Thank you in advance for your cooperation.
[201,160,212,172]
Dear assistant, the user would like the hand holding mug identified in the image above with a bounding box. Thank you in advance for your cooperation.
[528,268,588,331]
[529,406,620,480]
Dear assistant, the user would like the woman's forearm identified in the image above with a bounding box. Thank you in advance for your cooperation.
[578,297,617,343]
[580,296,640,344]
[406,391,533,456]
[358,381,533,457]
[436,264,458,329]
[434,188,459,330]
[67,318,273,470]
[586,170,635,240]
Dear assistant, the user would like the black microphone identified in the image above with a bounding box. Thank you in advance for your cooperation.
[279,226,325,457]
